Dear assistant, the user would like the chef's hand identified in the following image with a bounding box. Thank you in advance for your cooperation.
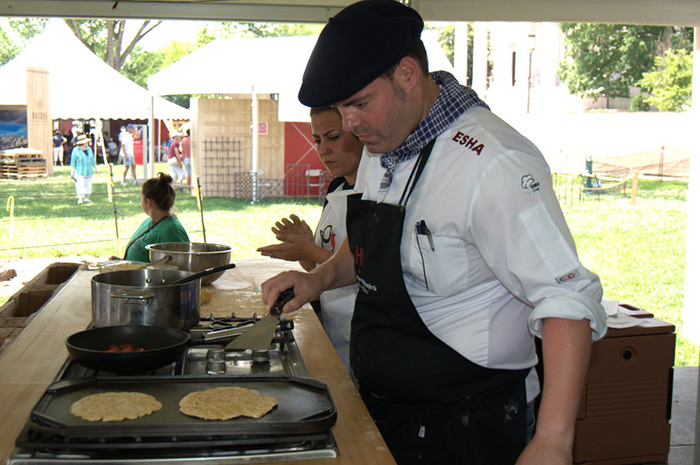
[261,270,324,314]
[271,214,313,242]
[257,234,313,262]
[515,429,572,465]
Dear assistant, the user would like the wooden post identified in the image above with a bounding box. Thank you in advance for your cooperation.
[631,171,639,206]
[108,164,120,255]
[196,177,207,243]
[26,66,51,176]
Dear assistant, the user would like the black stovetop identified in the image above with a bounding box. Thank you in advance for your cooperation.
[8,315,339,465]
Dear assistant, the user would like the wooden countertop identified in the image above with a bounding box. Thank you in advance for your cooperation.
[0,259,395,465]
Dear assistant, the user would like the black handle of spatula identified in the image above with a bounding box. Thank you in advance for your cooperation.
[271,288,295,316]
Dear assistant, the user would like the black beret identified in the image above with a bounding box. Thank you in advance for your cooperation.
[298,0,423,108]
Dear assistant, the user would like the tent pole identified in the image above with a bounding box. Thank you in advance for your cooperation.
[251,87,259,203]
[149,94,156,180]
[157,118,161,165]
[96,120,108,166]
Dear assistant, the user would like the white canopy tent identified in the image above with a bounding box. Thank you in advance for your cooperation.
[146,30,454,122]
[0,19,189,178]
[146,31,454,180]
[0,19,189,120]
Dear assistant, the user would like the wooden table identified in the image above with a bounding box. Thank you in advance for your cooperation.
[0,258,396,465]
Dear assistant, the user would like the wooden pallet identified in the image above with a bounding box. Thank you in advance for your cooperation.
[0,156,47,178]
[0,151,43,159]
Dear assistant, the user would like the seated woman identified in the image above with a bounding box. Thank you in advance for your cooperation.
[122,173,190,262]
[257,106,363,372]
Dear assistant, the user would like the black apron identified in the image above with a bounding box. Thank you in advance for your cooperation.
[346,140,529,465]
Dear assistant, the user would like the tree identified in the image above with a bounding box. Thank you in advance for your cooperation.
[637,49,693,111]
[214,22,322,38]
[558,23,692,100]
[0,17,48,66]
[0,28,19,66]
[122,41,198,88]
[426,22,477,87]
[122,41,200,107]
[67,19,162,72]
[429,23,455,64]
[121,22,324,107]
[0,18,160,72]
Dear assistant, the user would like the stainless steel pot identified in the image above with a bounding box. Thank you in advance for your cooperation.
[91,269,200,330]
[146,242,232,285]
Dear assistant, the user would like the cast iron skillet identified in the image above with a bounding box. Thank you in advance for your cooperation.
[65,325,190,374]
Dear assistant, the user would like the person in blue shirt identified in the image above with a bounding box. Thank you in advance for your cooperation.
[69,134,98,205]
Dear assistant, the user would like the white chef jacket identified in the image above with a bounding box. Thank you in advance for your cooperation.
[314,181,359,373]
[355,106,606,377]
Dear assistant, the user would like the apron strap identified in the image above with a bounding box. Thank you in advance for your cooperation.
[122,217,167,260]
[398,139,436,207]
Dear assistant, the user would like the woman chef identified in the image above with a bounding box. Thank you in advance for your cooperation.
[257,106,363,373]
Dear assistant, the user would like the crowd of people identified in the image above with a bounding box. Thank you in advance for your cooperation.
[52,124,191,204]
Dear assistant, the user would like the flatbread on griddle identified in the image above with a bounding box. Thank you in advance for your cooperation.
[179,386,277,420]
[71,392,162,422]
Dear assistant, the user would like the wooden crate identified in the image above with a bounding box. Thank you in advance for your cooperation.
[0,262,81,348]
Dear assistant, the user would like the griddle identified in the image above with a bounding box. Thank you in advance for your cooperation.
[23,375,336,446]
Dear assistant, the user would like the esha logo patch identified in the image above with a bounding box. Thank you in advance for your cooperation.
[556,270,579,284]
[451,131,485,155]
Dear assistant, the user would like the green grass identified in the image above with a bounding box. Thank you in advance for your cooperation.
[558,178,695,366]
[1,169,696,365]
[0,164,323,260]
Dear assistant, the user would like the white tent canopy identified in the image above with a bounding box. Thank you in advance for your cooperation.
[148,35,316,97]
[0,19,188,120]
[146,30,455,121]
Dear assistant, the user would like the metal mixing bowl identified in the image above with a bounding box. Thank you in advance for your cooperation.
[146,242,232,285]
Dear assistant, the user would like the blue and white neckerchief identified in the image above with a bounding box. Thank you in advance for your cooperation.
[378,71,489,192]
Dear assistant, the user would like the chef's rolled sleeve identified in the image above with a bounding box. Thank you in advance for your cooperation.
[528,292,607,341]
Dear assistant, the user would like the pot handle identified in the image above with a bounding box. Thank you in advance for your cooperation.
[110,289,156,304]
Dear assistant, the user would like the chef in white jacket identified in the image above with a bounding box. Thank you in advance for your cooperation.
[261,1,607,464]
[257,106,363,372]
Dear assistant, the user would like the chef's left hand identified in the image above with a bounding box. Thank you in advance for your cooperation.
[515,431,572,465]
[257,234,313,262]
[271,214,312,242]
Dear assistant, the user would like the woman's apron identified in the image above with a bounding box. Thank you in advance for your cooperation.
[346,140,529,465]
[316,182,358,373]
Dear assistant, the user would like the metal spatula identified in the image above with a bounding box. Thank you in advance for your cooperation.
[225,288,294,350]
